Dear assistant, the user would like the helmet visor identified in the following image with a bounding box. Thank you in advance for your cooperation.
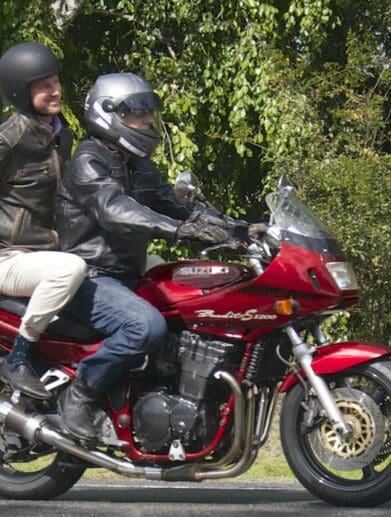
[116,91,162,114]
[119,109,162,136]
[118,95,160,134]
[116,91,162,136]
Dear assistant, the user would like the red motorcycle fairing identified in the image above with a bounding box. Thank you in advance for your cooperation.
[136,243,359,343]
[279,341,391,393]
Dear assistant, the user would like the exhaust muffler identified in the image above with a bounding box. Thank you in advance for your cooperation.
[0,397,162,479]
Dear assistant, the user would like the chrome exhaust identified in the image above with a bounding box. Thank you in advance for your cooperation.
[0,398,162,479]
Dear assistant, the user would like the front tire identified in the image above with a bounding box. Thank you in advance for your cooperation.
[280,360,391,507]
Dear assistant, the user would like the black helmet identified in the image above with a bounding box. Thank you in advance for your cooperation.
[0,42,61,112]
[84,73,162,157]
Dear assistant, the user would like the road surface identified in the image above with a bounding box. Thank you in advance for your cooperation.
[0,479,390,516]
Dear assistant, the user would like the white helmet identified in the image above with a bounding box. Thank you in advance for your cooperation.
[84,73,162,157]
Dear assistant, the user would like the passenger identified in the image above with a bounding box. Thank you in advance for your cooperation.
[0,42,87,400]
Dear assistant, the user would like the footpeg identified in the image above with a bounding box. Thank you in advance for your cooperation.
[40,369,71,391]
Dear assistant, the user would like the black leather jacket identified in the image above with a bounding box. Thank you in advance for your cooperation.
[56,137,191,280]
[0,113,72,251]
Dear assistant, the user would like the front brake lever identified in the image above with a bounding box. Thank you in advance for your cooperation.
[200,239,240,257]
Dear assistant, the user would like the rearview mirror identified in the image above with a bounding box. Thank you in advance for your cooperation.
[174,171,200,205]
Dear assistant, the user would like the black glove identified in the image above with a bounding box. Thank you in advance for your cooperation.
[176,216,230,244]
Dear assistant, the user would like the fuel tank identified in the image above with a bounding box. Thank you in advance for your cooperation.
[134,260,255,309]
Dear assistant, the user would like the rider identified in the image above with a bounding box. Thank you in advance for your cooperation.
[0,42,87,400]
[56,72,230,441]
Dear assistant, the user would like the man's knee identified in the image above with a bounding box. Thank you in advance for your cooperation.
[56,254,87,285]
[122,309,167,353]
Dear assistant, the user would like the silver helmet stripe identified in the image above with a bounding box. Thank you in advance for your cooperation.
[92,100,111,129]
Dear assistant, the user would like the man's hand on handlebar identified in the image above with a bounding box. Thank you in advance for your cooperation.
[176,212,230,244]
[176,211,269,246]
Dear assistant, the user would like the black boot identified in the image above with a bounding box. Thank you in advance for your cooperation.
[0,333,50,400]
[57,380,100,442]
[0,358,50,400]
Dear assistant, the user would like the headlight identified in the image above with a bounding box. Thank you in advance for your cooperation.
[325,262,358,290]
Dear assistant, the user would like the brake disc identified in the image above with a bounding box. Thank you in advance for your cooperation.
[307,387,385,471]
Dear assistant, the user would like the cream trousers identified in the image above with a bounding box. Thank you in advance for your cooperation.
[0,250,87,334]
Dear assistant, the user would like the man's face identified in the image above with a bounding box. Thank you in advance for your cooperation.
[30,74,61,117]
[121,111,155,131]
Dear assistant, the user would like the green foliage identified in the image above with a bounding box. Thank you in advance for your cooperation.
[58,0,342,215]
[0,0,389,343]
[295,156,391,343]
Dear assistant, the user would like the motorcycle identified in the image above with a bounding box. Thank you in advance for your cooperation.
[0,174,390,507]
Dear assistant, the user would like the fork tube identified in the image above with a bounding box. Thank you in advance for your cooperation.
[285,325,350,436]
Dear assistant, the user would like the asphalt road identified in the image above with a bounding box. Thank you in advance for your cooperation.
[1,479,390,516]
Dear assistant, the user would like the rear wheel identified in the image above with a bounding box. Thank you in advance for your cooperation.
[0,381,85,500]
[280,360,391,507]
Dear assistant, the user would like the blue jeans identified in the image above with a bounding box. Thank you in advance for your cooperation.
[65,275,167,393]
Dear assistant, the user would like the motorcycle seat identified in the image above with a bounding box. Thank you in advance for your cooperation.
[0,296,104,341]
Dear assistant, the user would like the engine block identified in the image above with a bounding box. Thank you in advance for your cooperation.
[178,331,241,400]
[132,331,243,452]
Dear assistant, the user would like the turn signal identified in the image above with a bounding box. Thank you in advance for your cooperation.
[274,298,300,315]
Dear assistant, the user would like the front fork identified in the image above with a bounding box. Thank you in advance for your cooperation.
[285,324,350,437]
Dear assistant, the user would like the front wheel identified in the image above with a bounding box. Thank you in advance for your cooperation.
[280,360,391,507]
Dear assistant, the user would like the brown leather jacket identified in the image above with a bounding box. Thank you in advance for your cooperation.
[0,113,72,251]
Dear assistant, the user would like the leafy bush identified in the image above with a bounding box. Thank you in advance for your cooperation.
[290,156,391,344]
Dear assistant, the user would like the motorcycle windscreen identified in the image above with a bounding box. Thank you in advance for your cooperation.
[266,188,343,255]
